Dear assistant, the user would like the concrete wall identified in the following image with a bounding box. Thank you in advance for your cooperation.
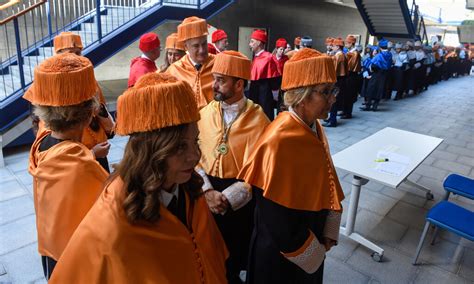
[208,0,367,52]
[95,0,368,80]
[94,21,179,81]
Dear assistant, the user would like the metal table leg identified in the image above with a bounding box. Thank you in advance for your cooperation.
[405,178,434,200]
[340,175,385,262]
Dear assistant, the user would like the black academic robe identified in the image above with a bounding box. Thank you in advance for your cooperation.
[247,188,327,284]
[208,176,254,284]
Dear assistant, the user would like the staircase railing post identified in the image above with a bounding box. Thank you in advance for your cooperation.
[45,0,53,37]
[12,18,26,89]
[96,0,103,41]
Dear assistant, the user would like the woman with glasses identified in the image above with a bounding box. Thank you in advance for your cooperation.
[238,48,345,284]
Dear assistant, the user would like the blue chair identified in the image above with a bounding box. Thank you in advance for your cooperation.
[429,174,474,245]
[412,201,474,265]
[442,174,474,200]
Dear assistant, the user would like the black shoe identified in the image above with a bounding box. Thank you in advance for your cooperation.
[323,122,337,127]
[340,114,352,119]
[359,106,371,111]
[393,98,399,101]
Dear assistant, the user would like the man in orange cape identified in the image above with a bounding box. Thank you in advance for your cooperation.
[49,73,228,283]
[238,48,345,283]
[167,16,215,108]
[23,53,109,279]
[196,50,270,283]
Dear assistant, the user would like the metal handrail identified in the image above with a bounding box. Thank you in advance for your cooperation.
[0,0,46,25]
[0,0,208,103]
[0,0,20,11]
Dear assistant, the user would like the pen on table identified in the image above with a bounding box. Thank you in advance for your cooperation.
[374,158,389,162]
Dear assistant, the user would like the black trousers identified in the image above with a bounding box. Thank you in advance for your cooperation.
[41,256,57,280]
[208,176,254,284]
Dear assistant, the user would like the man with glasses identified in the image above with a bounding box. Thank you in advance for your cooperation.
[128,32,161,88]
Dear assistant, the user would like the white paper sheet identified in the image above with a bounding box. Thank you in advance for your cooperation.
[373,149,411,176]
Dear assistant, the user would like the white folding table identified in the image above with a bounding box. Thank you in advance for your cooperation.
[332,127,443,261]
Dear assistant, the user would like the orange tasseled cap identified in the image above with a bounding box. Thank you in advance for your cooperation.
[325,37,334,45]
[211,50,251,80]
[165,33,185,51]
[177,16,208,42]
[53,32,83,53]
[23,53,98,106]
[115,73,199,135]
[281,48,336,91]
[345,35,357,44]
[333,37,344,46]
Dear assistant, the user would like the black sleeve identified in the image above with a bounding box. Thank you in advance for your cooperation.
[255,187,310,253]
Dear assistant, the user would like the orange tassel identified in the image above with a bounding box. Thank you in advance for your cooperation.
[23,53,98,106]
[115,73,200,135]
[212,50,251,80]
[281,48,337,91]
[177,16,208,42]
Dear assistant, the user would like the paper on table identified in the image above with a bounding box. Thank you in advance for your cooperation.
[377,150,411,164]
[375,162,406,176]
[374,150,410,176]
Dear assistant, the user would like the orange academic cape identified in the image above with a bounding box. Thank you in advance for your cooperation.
[346,50,362,73]
[198,100,270,178]
[49,177,228,284]
[167,54,216,109]
[29,129,108,260]
[334,51,348,77]
[237,112,344,212]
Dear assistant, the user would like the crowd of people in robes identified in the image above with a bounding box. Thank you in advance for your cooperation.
[24,14,473,284]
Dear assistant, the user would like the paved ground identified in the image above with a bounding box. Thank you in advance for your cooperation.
[0,75,473,283]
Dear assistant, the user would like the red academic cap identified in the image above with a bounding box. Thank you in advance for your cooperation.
[207,43,217,54]
[212,29,227,43]
[251,29,267,43]
[139,33,160,52]
[276,38,287,48]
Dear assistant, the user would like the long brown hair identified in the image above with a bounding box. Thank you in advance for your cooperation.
[113,123,203,224]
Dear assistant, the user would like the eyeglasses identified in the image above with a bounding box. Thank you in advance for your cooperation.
[312,87,339,100]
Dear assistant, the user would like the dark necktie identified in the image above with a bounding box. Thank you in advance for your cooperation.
[195,64,202,71]
[168,195,178,217]
[167,190,187,225]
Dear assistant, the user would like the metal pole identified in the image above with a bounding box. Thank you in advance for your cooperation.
[13,18,26,89]
[45,0,53,37]
[96,0,102,40]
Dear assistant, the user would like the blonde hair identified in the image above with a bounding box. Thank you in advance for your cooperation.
[283,86,313,109]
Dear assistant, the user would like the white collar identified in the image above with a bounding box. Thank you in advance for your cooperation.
[160,184,179,207]
[221,96,246,126]
[214,44,222,53]
[255,49,265,57]
[188,54,201,68]
[141,54,153,61]
[349,47,358,53]
[221,96,246,111]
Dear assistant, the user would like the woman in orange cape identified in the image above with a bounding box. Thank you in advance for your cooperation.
[23,53,109,280]
[49,73,228,284]
[238,49,345,284]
